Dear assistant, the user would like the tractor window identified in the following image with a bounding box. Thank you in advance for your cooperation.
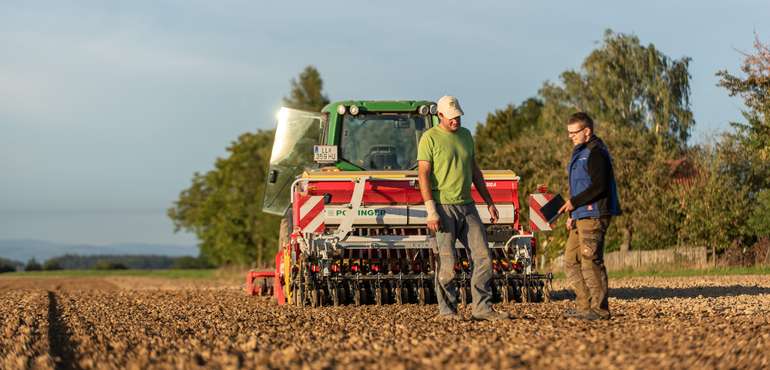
[340,113,429,170]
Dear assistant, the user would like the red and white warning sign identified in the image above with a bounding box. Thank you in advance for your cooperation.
[294,195,326,234]
[529,192,555,232]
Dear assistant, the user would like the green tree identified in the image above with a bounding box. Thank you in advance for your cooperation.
[710,34,770,254]
[475,98,543,165]
[25,258,42,271]
[168,131,280,266]
[601,124,683,251]
[0,258,19,273]
[172,256,213,269]
[170,66,331,266]
[679,148,751,265]
[748,189,770,238]
[717,35,770,192]
[43,259,62,271]
[283,65,330,111]
[540,30,694,146]
[94,260,128,270]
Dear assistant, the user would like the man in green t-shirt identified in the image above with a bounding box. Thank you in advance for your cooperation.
[417,95,510,321]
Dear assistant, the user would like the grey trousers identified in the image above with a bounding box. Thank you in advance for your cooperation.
[434,204,494,316]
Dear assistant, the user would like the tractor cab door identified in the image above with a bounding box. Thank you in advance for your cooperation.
[262,107,324,215]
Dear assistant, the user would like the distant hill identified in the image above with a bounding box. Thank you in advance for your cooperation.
[0,239,198,262]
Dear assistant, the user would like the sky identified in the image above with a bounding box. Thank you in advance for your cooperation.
[0,0,767,247]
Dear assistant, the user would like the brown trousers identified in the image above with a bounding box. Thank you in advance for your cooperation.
[564,217,611,318]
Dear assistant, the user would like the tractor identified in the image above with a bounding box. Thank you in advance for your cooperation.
[245,100,553,306]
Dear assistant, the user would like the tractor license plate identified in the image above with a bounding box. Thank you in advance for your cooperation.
[313,145,338,163]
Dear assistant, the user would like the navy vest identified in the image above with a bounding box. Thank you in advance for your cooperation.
[568,137,621,219]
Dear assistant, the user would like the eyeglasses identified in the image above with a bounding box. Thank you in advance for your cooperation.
[567,127,586,136]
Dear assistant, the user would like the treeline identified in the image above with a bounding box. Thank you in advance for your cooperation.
[0,257,23,273]
[169,30,770,267]
[5,255,214,272]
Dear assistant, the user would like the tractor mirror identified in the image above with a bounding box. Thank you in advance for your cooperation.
[268,170,278,184]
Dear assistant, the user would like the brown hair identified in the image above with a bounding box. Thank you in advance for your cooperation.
[567,112,594,129]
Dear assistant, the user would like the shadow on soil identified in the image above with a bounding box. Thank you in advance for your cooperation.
[549,285,770,301]
[48,291,81,370]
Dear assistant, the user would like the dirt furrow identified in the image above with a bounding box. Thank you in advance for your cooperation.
[47,291,80,370]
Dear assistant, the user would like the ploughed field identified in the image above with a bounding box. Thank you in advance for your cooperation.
[1,275,769,369]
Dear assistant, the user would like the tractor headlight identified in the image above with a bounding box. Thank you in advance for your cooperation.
[418,105,429,115]
[336,105,347,115]
[349,104,360,115]
[429,104,438,115]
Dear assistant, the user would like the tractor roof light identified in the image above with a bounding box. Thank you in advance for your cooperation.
[429,104,438,115]
[418,105,430,115]
[336,105,347,115]
[349,104,360,115]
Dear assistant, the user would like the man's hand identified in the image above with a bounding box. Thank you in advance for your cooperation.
[424,199,441,233]
[566,216,574,231]
[487,204,499,224]
[427,218,440,233]
[558,199,575,214]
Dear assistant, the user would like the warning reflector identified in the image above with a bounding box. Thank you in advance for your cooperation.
[529,192,555,232]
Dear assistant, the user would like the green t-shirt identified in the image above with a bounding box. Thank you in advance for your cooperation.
[417,126,475,205]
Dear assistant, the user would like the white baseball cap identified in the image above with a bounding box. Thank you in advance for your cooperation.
[436,95,464,119]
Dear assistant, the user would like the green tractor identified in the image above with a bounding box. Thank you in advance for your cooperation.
[246,100,552,306]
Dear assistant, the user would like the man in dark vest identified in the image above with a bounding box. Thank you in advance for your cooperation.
[558,112,621,320]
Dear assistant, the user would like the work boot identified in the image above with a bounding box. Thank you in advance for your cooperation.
[471,310,511,321]
[593,309,611,320]
[433,313,465,322]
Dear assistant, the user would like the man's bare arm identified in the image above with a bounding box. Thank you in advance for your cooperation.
[418,160,434,203]
[418,160,441,232]
[472,161,499,223]
[472,161,494,205]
